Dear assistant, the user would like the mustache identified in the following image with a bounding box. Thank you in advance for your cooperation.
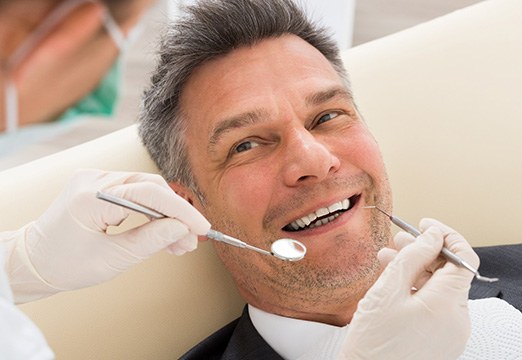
[263,173,374,229]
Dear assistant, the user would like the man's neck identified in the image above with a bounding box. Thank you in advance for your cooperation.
[245,294,358,327]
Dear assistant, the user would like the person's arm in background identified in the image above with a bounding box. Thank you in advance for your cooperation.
[1,169,210,304]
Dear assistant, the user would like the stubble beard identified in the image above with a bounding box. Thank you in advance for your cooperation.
[263,208,391,309]
[202,176,393,313]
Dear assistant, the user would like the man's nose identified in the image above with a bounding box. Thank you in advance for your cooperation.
[281,129,340,186]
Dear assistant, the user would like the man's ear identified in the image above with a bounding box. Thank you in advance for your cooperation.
[169,182,196,206]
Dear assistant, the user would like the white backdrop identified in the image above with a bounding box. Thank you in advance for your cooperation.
[170,0,356,49]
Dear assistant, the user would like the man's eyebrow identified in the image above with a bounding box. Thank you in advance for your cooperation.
[305,87,353,107]
[207,87,351,153]
[208,109,268,152]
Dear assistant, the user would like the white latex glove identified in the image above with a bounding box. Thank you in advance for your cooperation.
[339,218,479,360]
[2,169,210,304]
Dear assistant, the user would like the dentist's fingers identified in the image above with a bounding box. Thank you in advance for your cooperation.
[388,226,445,293]
[393,230,415,249]
[166,234,198,256]
[419,218,479,270]
[377,247,398,267]
[417,224,478,307]
[106,182,211,235]
[391,227,446,290]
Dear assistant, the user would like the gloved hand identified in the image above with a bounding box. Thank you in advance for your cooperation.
[2,169,210,304]
[339,218,480,360]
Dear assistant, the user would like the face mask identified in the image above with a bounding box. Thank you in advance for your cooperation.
[52,54,122,124]
[3,0,144,134]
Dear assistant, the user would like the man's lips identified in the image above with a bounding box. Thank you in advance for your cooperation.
[282,194,360,232]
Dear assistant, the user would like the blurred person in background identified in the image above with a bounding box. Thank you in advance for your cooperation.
[0,0,155,134]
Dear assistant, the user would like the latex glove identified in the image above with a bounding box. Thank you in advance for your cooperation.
[340,218,479,360]
[2,169,210,304]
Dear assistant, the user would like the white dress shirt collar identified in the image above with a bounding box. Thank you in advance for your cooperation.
[248,304,346,359]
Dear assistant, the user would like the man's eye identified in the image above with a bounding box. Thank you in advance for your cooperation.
[233,140,259,154]
[317,111,340,125]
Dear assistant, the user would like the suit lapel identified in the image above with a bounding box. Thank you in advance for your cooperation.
[469,280,503,300]
[469,244,522,312]
[222,306,284,360]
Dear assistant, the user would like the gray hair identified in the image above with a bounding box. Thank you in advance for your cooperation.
[138,0,349,192]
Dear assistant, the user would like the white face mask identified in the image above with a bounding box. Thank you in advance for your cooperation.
[3,0,144,134]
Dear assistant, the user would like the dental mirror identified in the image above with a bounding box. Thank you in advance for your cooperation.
[271,238,307,261]
[96,192,307,262]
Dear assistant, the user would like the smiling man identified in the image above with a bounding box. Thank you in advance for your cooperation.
[141,0,391,326]
[177,33,393,327]
[137,0,520,359]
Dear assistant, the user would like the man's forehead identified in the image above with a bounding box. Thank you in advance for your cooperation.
[180,35,347,140]
[180,35,335,97]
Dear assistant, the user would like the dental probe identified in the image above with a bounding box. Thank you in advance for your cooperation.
[95,192,306,261]
[364,206,498,283]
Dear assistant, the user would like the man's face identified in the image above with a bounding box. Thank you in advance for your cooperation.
[176,35,392,325]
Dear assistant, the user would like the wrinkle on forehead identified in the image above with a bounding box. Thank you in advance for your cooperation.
[305,87,352,107]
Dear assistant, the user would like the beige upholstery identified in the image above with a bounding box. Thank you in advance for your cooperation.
[343,0,522,247]
[0,0,520,358]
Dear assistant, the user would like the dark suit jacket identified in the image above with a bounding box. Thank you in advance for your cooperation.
[180,244,522,359]
[468,243,522,310]
[179,306,283,360]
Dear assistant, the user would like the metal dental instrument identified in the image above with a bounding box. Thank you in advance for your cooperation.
[96,191,307,262]
[364,205,498,283]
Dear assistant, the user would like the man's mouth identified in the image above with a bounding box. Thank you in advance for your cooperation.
[282,194,360,232]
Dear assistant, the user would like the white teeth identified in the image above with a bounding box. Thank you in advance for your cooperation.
[328,202,342,213]
[316,207,329,217]
[342,198,350,209]
[287,198,352,231]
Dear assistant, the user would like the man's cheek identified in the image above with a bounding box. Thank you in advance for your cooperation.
[352,140,385,170]
[225,165,273,196]
[225,181,269,211]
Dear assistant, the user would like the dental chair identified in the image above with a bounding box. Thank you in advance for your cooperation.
[343,0,522,247]
[1,0,520,358]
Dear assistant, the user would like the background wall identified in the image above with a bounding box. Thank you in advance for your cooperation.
[353,0,482,45]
